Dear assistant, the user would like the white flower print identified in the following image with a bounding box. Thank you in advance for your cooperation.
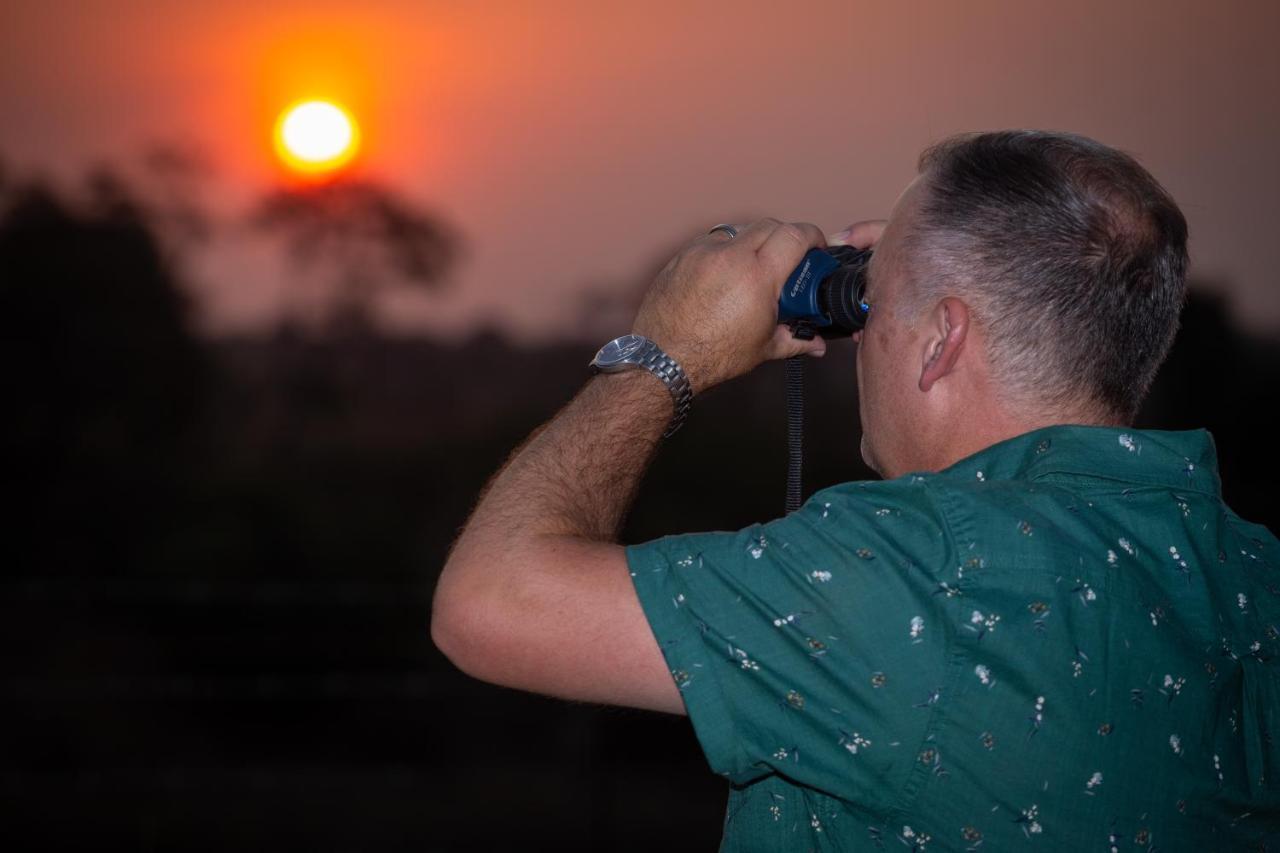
[1085,771,1103,794]
[749,535,768,559]
[1107,549,1118,565]
[1238,593,1249,613]
[731,647,760,671]
[1119,538,1135,556]
[1160,674,1185,704]
[901,826,931,850]
[1018,804,1043,837]
[910,615,925,642]
[1028,695,1046,738]
[967,610,1001,639]
[1072,580,1097,604]
[1071,646,1090,678]
[809,570,832,583]
[839,729,872,754]
[974,664,993,686]
[1169,733,1183,756]
[1118,434,1140,453]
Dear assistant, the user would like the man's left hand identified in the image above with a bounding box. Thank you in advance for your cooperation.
[630,218,831,395]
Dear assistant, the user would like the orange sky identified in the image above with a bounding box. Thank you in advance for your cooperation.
[2,0,1278,341]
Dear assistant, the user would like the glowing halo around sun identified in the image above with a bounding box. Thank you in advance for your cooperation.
[274,99,360,176]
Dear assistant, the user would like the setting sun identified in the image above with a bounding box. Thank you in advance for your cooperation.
[274,99,359,175]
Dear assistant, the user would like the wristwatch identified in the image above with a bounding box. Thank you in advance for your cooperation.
[589,334,693,438]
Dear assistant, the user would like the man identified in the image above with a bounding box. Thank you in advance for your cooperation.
[432,130,1280,850]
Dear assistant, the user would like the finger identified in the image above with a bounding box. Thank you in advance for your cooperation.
[766,323,827,361]
[755,220,826,283]
[725,217,782,251]
[827,219,887,250]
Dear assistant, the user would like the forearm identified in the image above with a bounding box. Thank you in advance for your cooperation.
[430,218,838,708]
[442,368,671,580]
[432,367,687,709]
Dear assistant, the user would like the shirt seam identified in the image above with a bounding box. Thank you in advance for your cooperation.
[1029,468,1220,497]
[880,480,966,825]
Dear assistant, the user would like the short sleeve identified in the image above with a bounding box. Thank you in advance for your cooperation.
[625,477,957,814]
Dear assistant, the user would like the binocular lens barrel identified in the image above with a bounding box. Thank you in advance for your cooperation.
[778,246,872,338]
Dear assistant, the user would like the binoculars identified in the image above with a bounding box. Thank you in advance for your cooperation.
[777,245,873,340]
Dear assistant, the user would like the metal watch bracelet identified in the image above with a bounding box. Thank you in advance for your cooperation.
[639,341,693,438]
[590,336,693,438]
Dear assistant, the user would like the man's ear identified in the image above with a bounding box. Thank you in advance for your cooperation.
[919,297,969,392]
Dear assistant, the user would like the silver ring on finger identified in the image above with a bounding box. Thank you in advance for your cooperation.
[708,223,738,239]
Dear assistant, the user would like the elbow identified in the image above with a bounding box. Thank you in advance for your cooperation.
[430,578,479,678]
[429,597,457,667]
[430,560,510,684]
[431,539,564,690]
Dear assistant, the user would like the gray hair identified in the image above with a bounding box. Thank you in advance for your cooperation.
[907,130,1188,422]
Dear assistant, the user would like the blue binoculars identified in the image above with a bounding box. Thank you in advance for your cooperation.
[777,245,872,340]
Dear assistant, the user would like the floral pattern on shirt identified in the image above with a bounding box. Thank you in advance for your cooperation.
[626,425,1280,851]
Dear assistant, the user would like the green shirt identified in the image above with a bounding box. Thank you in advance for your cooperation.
[626,425,1280,851]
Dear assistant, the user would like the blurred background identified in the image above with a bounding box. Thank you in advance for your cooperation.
[1,0,1277,849]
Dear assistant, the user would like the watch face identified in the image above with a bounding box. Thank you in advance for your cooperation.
[595,334,646,368]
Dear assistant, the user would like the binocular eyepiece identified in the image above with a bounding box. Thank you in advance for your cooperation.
[777,245,872,340]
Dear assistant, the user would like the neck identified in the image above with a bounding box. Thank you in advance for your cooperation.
[893,393,1122,480]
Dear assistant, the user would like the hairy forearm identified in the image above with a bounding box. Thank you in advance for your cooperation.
[432,368,685,709]
[448,369,672,562]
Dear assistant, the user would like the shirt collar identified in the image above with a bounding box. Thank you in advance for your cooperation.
[936,424,1222,496]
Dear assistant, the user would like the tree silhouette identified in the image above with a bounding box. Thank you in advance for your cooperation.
[252,180,461,333]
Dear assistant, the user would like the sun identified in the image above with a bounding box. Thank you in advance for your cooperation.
[274,99,360,176]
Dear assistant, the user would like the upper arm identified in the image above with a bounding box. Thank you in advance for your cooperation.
[431,533,686,715]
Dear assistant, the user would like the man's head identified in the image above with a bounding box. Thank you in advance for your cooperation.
[854,130,1189,478]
